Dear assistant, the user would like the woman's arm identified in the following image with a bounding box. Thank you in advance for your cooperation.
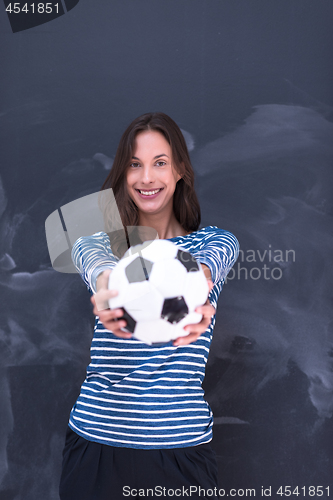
[74,228,239,344]
[71,231,119,293]
[172,228,240,346]
[72,232,134,338]
[191,227,240,287]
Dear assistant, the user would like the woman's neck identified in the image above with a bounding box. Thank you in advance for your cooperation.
[138,211,188,240]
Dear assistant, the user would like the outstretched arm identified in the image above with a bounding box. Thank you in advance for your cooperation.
[173,228,240,346]
[71,232,118,293]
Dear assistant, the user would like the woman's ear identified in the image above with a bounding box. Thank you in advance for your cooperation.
[177,162,185,181]
[174,163,183,183]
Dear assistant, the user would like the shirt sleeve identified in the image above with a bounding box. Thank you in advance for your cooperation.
[191,226,239,285]
[71,231,119,293]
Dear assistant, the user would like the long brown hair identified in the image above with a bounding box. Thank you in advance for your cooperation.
[101,112,201,233]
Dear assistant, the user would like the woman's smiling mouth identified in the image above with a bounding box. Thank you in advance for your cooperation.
[135,188,164,198]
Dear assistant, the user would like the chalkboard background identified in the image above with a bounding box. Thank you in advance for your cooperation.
[0,1,332,499]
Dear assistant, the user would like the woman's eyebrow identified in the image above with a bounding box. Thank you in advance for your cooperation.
[131,154,169,160]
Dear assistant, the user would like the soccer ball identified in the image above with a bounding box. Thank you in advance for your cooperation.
[108,239,209,344]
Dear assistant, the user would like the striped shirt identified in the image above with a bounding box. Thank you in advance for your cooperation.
[68,226,239,449]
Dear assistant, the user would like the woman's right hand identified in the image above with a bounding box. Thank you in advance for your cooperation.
[91,270,132,339]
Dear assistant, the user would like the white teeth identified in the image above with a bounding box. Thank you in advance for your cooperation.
[139,189,161,196]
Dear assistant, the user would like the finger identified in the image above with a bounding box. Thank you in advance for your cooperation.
[93,307,124,321]
[183,310,213,333]
[97,318,132,338]
[184,320,209,335]
[93,309,131,337]
[113,333,133,340]
[195,303,215,316]
[173,331,201,346]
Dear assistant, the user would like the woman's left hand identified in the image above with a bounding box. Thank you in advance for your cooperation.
[172,279,215,346]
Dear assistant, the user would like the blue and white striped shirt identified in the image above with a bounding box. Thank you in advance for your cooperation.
[68,226,239,449]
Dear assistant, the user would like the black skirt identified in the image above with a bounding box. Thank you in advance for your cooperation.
[59,426,218,500]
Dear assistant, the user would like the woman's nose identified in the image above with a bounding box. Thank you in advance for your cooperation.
[141,165,155,183]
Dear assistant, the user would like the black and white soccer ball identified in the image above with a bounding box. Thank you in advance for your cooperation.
[108,239,209,344]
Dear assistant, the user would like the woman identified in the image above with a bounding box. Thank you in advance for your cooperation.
[59,112,239,499]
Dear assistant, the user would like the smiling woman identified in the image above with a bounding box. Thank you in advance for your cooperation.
[101,112,201,237]
[59,112,239,500]
[126,130,183,238]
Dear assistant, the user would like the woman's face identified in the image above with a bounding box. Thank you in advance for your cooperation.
[126,130,181,218]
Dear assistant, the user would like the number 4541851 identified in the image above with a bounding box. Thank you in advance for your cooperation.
[6,3,59,14]
[276,486,330,496]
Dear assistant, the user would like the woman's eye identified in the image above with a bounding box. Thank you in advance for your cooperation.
[130,162,140,168]
[156,161,166,167]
